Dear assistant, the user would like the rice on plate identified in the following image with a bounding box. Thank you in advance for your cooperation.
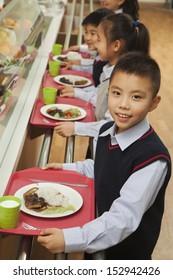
[36,186,69,207]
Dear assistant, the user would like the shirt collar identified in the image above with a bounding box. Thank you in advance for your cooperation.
[115,8,123,14]
[99,118,150,151]
[102,64,115,80]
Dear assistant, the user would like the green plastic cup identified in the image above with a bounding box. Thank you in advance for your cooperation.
[52,44,62,55]
[0,196,21,229]
[49,60,60,77]
[43,87,57,105]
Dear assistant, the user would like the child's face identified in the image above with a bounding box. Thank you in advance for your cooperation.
[83,24,98,51]
[108,71,161,134]
[96,25,117,64]
[100,0,125,11]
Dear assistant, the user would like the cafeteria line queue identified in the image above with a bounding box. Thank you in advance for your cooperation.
[0,1,173,262]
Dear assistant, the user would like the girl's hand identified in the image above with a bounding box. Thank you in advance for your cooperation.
[42,163,63,170]
[60,86,75,98]
[37,228,65,254]
[54,122,75,137]
[67,45,80,52]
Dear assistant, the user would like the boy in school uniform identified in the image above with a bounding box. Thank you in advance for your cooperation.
[38,52,171,260]
[66,8,114,87]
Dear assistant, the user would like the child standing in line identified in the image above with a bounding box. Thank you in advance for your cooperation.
[55,13,150,142]
[38,52,171,259]
[65,8,114,87]
[69,0,140,54]
[100,0,139,20]
[66,1,139,86]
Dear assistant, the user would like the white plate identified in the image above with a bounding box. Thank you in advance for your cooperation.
[53,54,69,64]
[53,52,82,63]
[40,104,87,121]
[14,183,83,218]
[54,74,91,87]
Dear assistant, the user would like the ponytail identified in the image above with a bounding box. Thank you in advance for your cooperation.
[99,13,150,55]
[133,20,150,54]
[119,0,139,21]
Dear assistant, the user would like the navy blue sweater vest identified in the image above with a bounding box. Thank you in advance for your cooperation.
[93,60,107,87]
[94,121,171,259]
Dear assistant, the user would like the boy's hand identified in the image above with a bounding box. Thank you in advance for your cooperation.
[37,228,65,254]
[60,86,75,98]
[68,59,81,66]
[55,122,75,137]
[42,163,63,170]
[61,62,73,70]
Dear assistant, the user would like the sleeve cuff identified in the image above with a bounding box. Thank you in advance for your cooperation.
[81,58,94,65]
[63,227,85,253]
[62,163,77,171]
[79,44,89,52]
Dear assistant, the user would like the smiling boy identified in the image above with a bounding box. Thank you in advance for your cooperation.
[38,52,171,260]
[66,8,113,87]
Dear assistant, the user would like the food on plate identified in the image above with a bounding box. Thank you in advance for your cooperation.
[74,79,88,85]
[59,76,88,86]
[46,106,81,119]
[23,186,73,213]
[54,52,82,64]
[23,187,47,211]
[59,76,73,85]
[57,56,69,62]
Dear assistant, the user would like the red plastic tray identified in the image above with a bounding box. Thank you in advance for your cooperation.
[0,167,95,236]
[30,97,95,128]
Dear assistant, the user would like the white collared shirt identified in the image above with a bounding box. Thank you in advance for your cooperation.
[115,8,123,14]
[62,118,168,253]
[74,63,114,107]
[74,64,115,137]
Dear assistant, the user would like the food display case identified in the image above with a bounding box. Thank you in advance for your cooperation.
[0,0,44,117]
[0,0,97,261]
[0,0,65,195]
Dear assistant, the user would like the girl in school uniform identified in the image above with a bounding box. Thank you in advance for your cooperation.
[66,1,139,86]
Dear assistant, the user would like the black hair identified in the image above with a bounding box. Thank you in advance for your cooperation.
[110,52,161,97]
[82,8,114,27]
[99,13,150,54]
[120,0,139,21]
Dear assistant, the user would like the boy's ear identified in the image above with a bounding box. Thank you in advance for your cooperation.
[149,95,161,112]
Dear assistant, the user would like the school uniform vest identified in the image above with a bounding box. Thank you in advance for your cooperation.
[92,60,107,87]
[94,121,171,259]
[95,78,109,121]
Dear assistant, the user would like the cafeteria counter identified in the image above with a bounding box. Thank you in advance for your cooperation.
[0,10,66,195]
[0,0,96,260]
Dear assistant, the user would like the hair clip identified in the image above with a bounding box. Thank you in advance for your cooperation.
[133,20,140,27]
